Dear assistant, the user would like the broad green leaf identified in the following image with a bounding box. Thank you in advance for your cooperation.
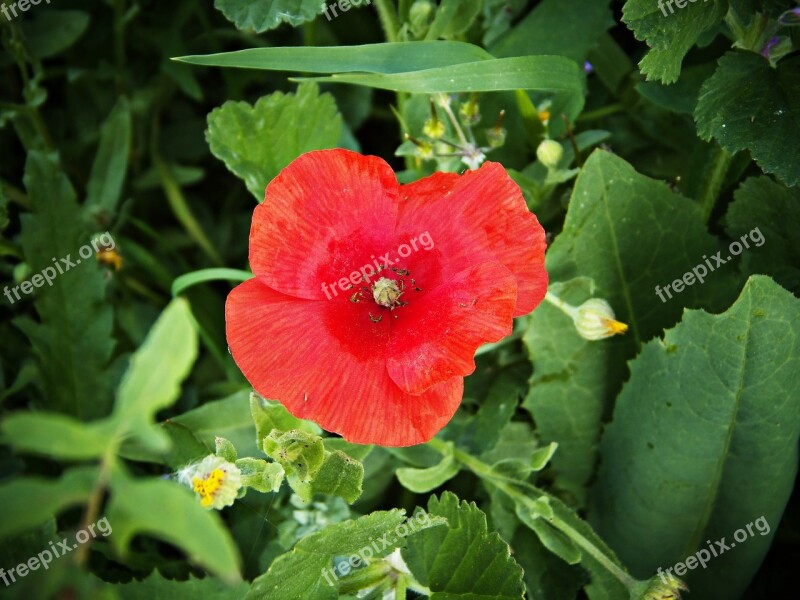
[310,450,364,503]
[525,151,739,503]
[725,177,800,293]
[84,96,132,222]
[248,510,408,600]
[0,412,113,460]
[622,0,727,83]
[172,390,259,457]
[590,276,800,599]
[396,442,460,494]
[695,51,800,186]
[206,82,342,200]
[16,152,116,419]
[403,492,525,598]
[299,56,585,123]
[114,298,198,442]
[214,0,325,32]
[108,471,241,583]
[0,467,97,538]
[425,0,483,40]
[21,9,90,59]
[116,572,250,599]
[636,62,717,115]
[491,0,613,64]
[174,41,493,73]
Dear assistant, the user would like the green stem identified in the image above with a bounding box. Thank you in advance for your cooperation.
[374,0,400,43]
[698,144,732,225]
[427,438,640,593]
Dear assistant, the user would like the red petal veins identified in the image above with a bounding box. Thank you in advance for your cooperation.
[387,261,517,395]
[397,161,548,316]
[249,149,400,300]
[225,278,463,446]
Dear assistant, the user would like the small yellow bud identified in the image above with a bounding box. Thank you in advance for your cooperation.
[423,118,446,139]
[536,139,563,169]
[640,572,688,600]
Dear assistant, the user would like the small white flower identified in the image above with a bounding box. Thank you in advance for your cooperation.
[177,455,242,510]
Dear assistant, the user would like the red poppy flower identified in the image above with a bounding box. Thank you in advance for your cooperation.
[225,149,547,446]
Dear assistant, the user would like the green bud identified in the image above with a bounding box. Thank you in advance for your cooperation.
[486,127,507,148]
[409,1,435,37]
[639,572,688,600]
[536,139,564,169]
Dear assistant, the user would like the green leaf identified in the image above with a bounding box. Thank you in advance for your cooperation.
[206,82,342,200]
[171,268,253,297]
[695,51,800,186]
[511,527,584,600]
[491,0,613,64]
[16,152,116,419]
[84,96,132,222]
[0,412,113,460]
[621,0,727,83]
[516,504,581,565]
[322,438,373,461]
[20,9,90,59]
[108,470,241,582]
[425,0,483,40]
[403,492,525,598]
[174,41,493,73]
[299,56,585,122]
[172,390,260,457]
[525,151,740,502]
[310,450,364,503]
[116,572,250,599]
[725,177,800,293]
[213,0,325,32]
[591,276,800,599]
[248,510,408,600]
[0,467,97,539]
[396,442,460,494]
[114,298,198,443]
[250,393,321,449]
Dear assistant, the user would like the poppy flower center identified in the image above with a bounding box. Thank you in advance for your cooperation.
[372,277,403,308]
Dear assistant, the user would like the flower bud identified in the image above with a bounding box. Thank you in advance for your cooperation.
[486,127,507,148]
[639,572,688,599]
[536,139,563,169]
[423,117,446,139]
[573,298,628,341]
[409,1,435,37]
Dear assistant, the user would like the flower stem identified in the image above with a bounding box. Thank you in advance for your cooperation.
[698,143,732,225]
[427,437,640,593]
[374,0,400,43]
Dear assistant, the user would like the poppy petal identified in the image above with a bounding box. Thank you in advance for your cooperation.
[397,161,548,316]
[225,277,463,446]
[249,149,400,300]
[386,261,517,395]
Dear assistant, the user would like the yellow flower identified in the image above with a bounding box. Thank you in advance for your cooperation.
[178,455,242,510]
